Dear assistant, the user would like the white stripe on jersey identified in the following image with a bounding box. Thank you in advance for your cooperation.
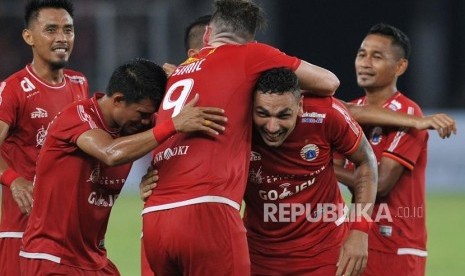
[0,231,23,238]
[19,251,61,263]
[332,103,360,136]
[141,196,241,214]
[397,248,428,257]
[77,105,97,129]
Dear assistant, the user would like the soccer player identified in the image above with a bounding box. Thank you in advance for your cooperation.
[141,0,340,274]
[0,1,88,275]
[243,67,377,276]
[334,23,431,276]
[19,58,227,275]
[162,14,212,76]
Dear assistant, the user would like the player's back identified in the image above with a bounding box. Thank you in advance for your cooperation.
[145,43,300,211]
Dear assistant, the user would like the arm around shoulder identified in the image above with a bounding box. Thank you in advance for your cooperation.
[295,60,339,96]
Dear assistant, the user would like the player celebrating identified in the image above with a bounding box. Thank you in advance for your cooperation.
[0,1,88,275]
[142,0,340,274]
[335,23,433,276]
[19,58,226,275]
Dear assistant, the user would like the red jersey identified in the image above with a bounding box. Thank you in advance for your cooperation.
[349,91,428,256]
[143,43,301,213]
[20,94,132,270]
[244,97,362,253]
[0,64,88,235]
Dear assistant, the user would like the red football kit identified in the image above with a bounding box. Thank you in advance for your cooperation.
[341,91,428,276]
[244,97,363,275]
[142,42,301,275]
[0,64,88,275]
[20,94,131,274]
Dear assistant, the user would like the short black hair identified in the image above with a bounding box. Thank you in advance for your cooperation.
[184,15,211,53]
[254,67,300,99]
[367,23,411,60]
[106,58,167,107]
[211,0,265,42]
[24,0,74,28]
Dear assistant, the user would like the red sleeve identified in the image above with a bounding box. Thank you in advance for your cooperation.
[49,104,99,147]
[0,80,20,127]
[382,127,427,171]
[328,98,363,156]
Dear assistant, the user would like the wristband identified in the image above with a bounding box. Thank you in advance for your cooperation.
[153,119,177,144]
[350,216,372,234]
[1,168,21,187]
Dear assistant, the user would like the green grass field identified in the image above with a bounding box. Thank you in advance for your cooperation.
[106,192,465,275]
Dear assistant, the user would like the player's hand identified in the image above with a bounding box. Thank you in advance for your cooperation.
[162,63,177,77]
[173,93,227,136]
[414,113,457,139]
[139,166,158,202]
[336,230,368,276]
[10,178,33,215]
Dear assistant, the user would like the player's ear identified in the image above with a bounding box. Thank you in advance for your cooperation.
[113,93,126,107]
[22,29,34,46]
[203,25,212,45]
[395,58,408,77]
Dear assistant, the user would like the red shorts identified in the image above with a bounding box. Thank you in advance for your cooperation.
[141,236,155,276]
[362,249,426,276]
[143,203,250,276]
[19,257,121,276]
[250,244,340,275]
[0,237,22,276]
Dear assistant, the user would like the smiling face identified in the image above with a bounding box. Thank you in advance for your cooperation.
[23,8,74,70]
[355,34,406,91]
[253,92,303,147]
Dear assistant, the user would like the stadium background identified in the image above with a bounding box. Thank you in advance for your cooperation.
[1,0,464,275]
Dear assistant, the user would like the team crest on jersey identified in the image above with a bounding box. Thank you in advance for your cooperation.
[0,82,5,105]
[248,166,263,184]
[250,151,261,161]
[36,125,47,147]
[300,144,319,161]
[370,126,383,145]
[31,107,48,119]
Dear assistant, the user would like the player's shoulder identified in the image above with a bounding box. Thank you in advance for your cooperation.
[302,95,341,109]
[389,91,423,114]
[64,69,87,85]
[1,67,29,87]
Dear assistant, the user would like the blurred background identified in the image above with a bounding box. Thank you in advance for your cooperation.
[1,0,463,190]
[1,0,464,274]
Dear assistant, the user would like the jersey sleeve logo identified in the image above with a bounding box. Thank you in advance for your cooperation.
[20,77,36,93]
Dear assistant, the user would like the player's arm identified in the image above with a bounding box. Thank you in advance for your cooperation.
[343,102,457,139]
[77,94,227,166]
[294,60,340,96]
[0,121,33,215]
[336,135,377,276]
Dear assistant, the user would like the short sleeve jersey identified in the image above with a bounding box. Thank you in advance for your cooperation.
[0,64,88,233]
[21,94,132,270]
[244,97,362,253]
[144,43,301,211]
[349,91,428,254]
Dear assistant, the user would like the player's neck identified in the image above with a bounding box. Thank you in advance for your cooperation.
[96,96,118,130]
[30,61,64,85]
[364,86,398,106]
